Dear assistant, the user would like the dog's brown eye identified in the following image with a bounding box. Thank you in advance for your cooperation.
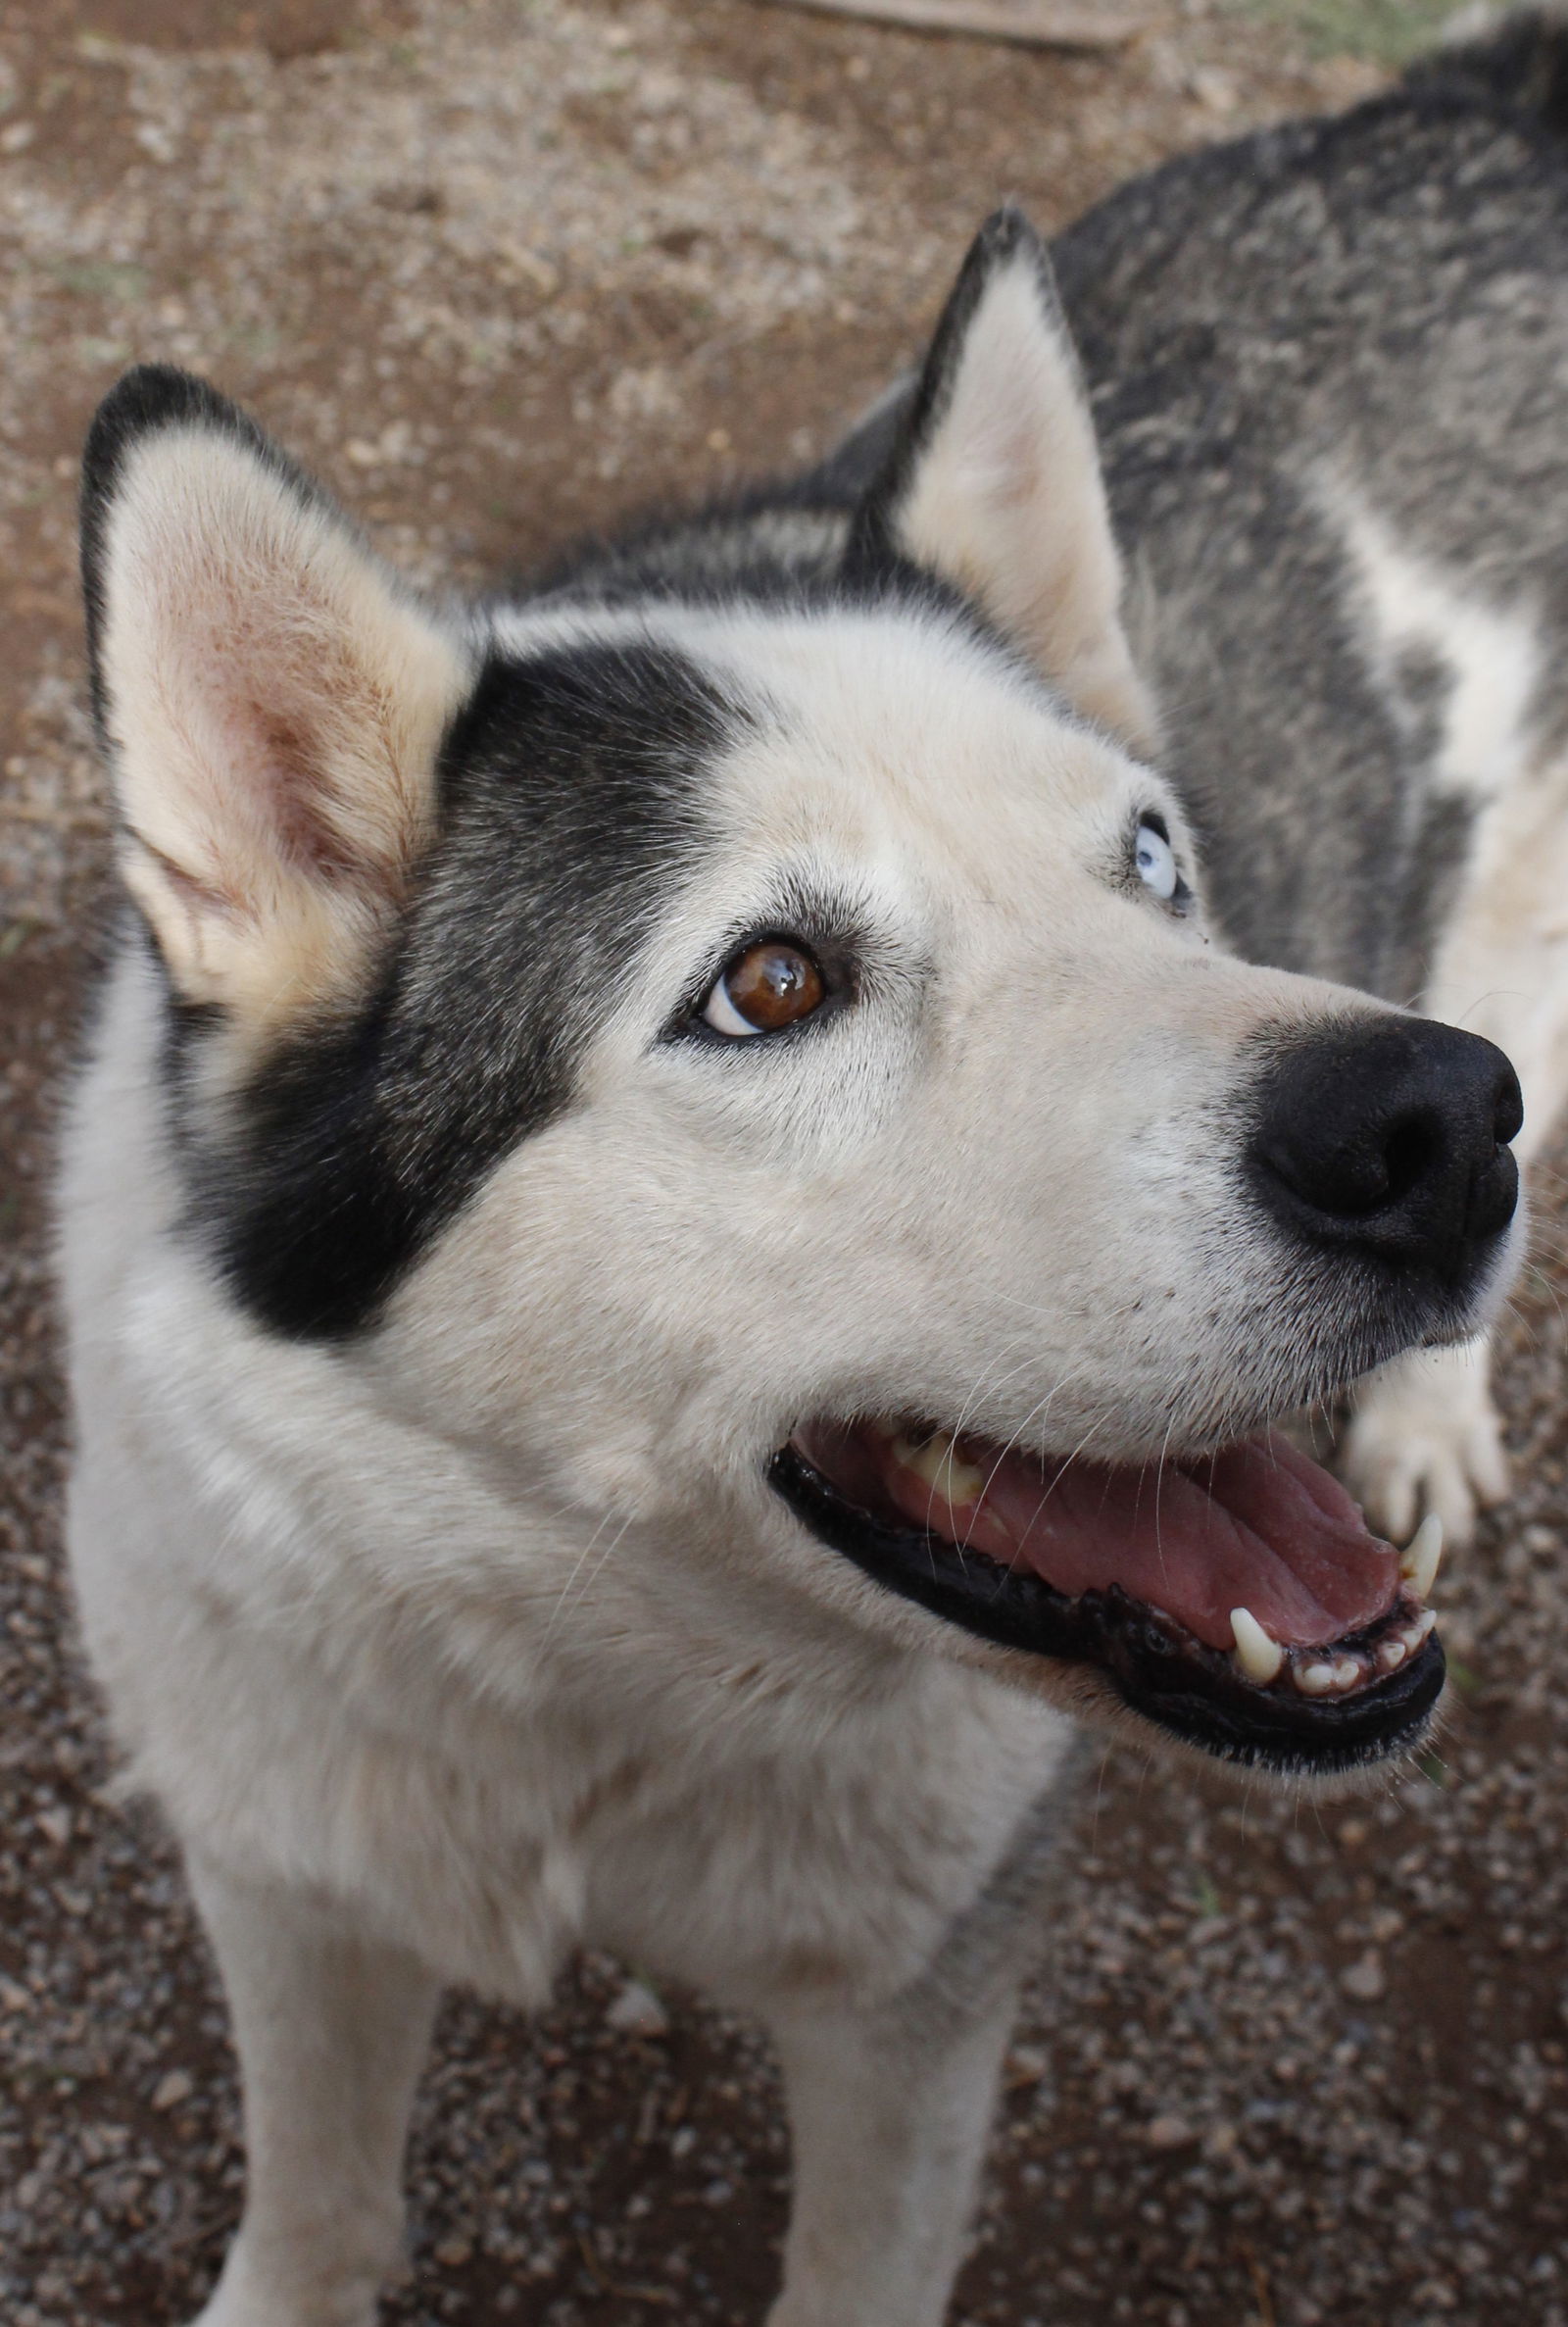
[702,940,825,1038]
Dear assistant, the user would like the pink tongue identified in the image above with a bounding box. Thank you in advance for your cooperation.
[877,1432,1397,1652]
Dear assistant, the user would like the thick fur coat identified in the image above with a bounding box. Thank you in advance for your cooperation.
[59,20,1565,2324]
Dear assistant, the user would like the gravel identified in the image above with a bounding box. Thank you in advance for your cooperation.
[3,4,1566,2322]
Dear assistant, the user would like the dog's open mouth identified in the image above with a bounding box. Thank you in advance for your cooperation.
[770,1420,1446,1771]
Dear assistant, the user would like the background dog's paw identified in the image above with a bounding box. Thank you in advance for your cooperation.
[1338,1342,1509,1549]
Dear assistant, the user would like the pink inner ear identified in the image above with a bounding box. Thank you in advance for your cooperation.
[956,333,1069,507]
[97,401,470,1016]
[243,699,385,889]
[886,255,1154,750]
[157,585,415,915]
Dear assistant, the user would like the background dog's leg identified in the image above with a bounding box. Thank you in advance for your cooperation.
[765,1989,1016,2327]
[1341,757,1568,1545]
[1340,1338,1506,1549]
[188,1861,440,2327]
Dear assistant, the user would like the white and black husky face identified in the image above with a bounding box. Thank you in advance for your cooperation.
[81,213,1521,1778]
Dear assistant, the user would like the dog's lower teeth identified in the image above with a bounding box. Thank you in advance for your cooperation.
[866,1427,1437,1712]
[1296,1661,1338,1696]
[1229,1606,1284,1686]
[1293,1652,1374,1697]
[1285,1597,1441,1699]
[1390,1608,1439,1658]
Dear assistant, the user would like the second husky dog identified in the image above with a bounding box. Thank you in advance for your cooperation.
[1045,10,1568,1547]
[59,17,1561,2327]
[828,11,1568,1555]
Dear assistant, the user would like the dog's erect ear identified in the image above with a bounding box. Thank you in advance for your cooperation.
[81,367,472,1032]
[849,209,1156,752]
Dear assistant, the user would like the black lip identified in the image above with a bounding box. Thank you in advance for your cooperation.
[769,1443,1445,1775]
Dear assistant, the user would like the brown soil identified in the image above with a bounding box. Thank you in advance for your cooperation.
[2,5,1566,2325]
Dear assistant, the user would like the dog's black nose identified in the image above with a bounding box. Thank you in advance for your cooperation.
[1249,1017,1521,1281]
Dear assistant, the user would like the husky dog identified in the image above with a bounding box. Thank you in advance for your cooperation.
[1069,9,1568,1547]
[60,18,1560,2327]
[835,10,1568,1558]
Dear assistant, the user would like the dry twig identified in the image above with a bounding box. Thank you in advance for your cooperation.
[576,2229,680,2308]
[757,0,1153,48]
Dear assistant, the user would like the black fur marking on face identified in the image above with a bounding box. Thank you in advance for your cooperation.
[769,1443,1446,1775]
[182,641,746,1339]
[516,483,994,661]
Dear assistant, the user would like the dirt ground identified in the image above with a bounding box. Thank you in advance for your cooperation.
[4,3,1568,2323]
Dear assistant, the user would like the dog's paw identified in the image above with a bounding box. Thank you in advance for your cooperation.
[188,2247,381,2327]
[189,2290,295,2327]
[1338,1343,1509,1549]
[190,2292,376,2327]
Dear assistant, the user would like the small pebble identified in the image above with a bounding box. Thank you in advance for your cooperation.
[607,1978,670,2038]
[1340,1954,1387,2004]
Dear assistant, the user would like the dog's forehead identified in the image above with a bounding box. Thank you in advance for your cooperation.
[685,604,1142,870]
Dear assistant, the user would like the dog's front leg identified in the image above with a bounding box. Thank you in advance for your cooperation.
[188,1859,441,2327]
[765,1987,1016,2327]
[1338,761,1568,1547]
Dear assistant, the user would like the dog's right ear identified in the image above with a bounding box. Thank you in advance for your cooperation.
[848,209,1156,753]
[82,367,473,1038]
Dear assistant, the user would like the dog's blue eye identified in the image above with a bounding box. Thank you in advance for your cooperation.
[1134,819,1178,902]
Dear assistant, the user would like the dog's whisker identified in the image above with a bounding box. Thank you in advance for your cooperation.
[539,1509,637,1651]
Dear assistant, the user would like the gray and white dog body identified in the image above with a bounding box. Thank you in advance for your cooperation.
[60,22,1565,2326]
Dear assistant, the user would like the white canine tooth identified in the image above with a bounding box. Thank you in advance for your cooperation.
[892,1430,986,1508]
[1377,1638,1407,1673]
[1398,1511,1444,1601]
[1333,1659,1361,1691]
[1297,1661,1340,1697]
[1229,1607,1284,1686]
